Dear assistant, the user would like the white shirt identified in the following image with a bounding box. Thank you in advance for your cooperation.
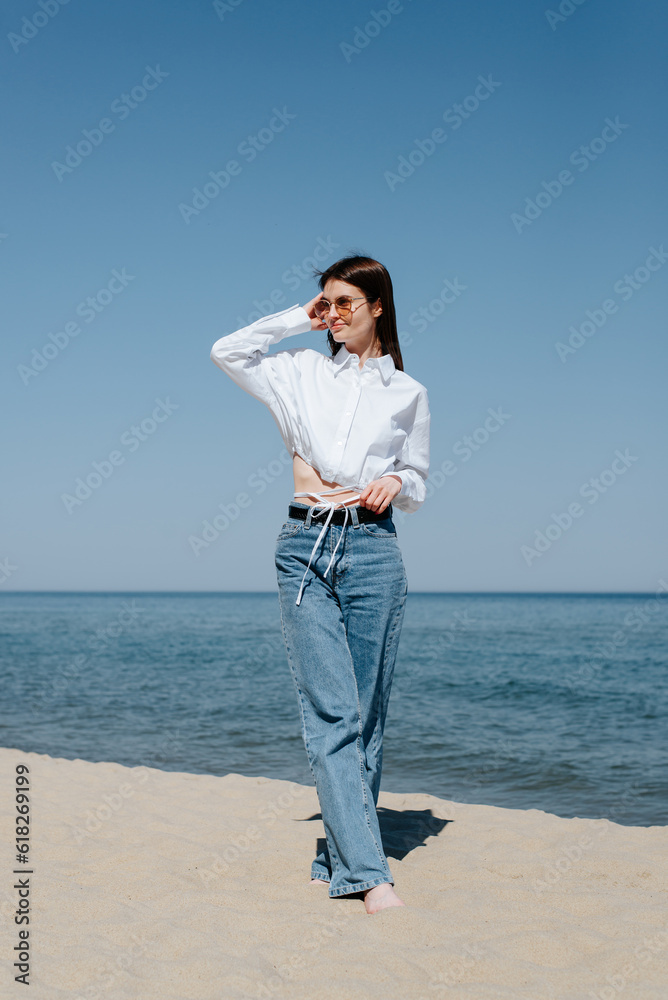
[209,302,431,515]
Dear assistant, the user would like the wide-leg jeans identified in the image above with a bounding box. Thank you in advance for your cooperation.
[275,501,408,898]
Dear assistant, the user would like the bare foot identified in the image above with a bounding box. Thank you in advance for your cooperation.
[309,878,329,885]
[363,882,405,914]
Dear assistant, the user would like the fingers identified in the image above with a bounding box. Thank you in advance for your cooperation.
[307,293,328,330]
[359,477,400,511]
[359,484,390,512]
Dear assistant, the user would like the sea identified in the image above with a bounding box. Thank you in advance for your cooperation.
[1,592,666,827]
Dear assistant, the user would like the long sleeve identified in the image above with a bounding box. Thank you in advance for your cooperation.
[390,395,430,513]
[210,303,312,405]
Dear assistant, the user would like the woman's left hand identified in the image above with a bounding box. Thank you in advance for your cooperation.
[358,475,402,512]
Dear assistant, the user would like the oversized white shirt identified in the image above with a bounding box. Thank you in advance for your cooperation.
[210,302,430,513]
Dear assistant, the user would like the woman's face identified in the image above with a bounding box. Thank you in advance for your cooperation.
[322,279,382,350]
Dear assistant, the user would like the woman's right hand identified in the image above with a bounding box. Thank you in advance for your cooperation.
[303,292,329,331]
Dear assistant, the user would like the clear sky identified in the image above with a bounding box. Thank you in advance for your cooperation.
[2,0,666,592]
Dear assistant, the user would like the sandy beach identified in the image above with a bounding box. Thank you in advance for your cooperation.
[1,745,666,999]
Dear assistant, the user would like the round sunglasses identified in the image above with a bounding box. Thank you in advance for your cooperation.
[313,295,375,322]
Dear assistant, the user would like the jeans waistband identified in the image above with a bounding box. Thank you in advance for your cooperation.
[291,488,391,606]
[288,503,391,526]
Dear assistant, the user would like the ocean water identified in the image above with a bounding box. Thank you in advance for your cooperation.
[0,592,666,826]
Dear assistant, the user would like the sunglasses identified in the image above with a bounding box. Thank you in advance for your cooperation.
[313,295,375,322]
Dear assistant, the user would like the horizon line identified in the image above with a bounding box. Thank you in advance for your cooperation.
[1,590,666,597]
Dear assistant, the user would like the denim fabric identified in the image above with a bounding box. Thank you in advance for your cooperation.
[275,501,408,897]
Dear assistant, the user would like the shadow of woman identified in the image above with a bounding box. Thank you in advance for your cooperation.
[299,805,451,866]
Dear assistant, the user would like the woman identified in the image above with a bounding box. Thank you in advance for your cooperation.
[210,254,430,914]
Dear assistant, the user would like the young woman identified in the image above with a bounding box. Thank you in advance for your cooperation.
[210,254,430,914]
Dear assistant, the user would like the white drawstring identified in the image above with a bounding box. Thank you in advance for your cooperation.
[292,487,361,606]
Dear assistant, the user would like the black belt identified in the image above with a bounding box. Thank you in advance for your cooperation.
[288,503,392,526]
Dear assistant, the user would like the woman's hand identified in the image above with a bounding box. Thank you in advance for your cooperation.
[302,292,329,331]
[358,475,402,512]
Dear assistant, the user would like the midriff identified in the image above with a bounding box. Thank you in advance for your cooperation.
[292,453,361,506]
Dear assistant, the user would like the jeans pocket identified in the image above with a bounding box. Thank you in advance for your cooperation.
[361,518,397,538]
[276,520,303,540]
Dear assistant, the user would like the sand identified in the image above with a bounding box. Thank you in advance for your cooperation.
[1,745,666,999]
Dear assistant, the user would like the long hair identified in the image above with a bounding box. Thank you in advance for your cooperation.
[311,252,404,373]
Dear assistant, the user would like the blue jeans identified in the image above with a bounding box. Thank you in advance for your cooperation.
[275,502,408,897]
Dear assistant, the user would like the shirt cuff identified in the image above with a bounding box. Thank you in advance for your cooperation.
[253,303,312,339]
[389,469,426,513]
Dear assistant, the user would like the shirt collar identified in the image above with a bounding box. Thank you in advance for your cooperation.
[331,343,396,382]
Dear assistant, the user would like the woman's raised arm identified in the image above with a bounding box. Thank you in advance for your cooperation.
[209,295,327,405]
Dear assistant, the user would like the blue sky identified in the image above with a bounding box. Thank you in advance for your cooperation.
[1,0,666,592]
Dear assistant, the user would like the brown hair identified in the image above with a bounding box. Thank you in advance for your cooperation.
[311,252,404,372]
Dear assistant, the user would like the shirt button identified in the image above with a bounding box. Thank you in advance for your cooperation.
[337,440,342,445]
